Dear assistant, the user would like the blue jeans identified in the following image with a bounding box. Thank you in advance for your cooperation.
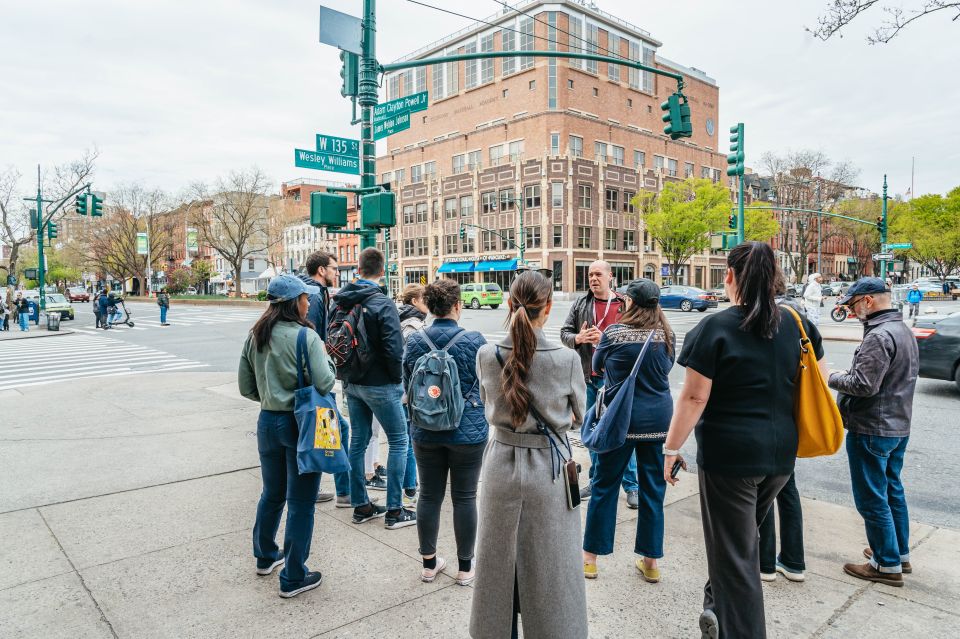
[586,377,638,492]
[253,410,321,589]
[846,432,910,573]
[321,408,351,497]
[403,420,418,491]
[19,312,28,331]
[346,383,408,510]
[583,441,666,557]
[160,305,167,323]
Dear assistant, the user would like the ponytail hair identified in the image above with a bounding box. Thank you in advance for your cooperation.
[728,241,781,339]
[501,271,553,429]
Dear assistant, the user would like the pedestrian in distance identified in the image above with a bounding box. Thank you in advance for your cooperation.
[906,283,922,319]
[402,279,488,585]
[97,289,111,329]
[14,292,29,332]
[802,272,824,325]
[332,248,416,530]
[92,291,102,329]
[239,274,336,598]
[157,287,171,326]
[397,282,430,506]
[560,259,640,507]
[662,242,827,639]
[828,277,919,587]
[299,251,352,507]
[471,270,588,639]
[0,297,8,331]
[582,278,675,583]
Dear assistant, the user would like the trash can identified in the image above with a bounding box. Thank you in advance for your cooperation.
[47,312,61,331]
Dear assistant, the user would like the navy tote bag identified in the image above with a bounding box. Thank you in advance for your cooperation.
[294,327,351,475]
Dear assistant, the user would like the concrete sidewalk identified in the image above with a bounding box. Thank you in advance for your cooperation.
[1,372,956,638]
[0,324,76,340]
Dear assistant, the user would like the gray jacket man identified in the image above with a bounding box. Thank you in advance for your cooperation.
[828,277,919,588]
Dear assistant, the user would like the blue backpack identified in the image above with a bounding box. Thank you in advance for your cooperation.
[407,329,469,432]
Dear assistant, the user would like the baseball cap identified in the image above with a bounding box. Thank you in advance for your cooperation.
[624,278,660,308]
[837,276,889,305]
[267,274,319,303]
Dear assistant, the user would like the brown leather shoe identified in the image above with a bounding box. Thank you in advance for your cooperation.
[863,548,912,574]
[844,561,903,587]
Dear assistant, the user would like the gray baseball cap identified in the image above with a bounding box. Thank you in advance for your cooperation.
[624,278,661,308]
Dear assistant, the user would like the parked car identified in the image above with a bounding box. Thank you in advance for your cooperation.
[709,287,729,302]
[185,287,198,295]
[67,287,90,302]
[461,282,503,309]
[912,312,960,392]
[43,293,76,320]
[659,286,718,312]
[826,281,851,297]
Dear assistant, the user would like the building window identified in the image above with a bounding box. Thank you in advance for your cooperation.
[432,200,439,222]
[460,195,474,217]
[701,166,711,179]
[411,165,423,183]
[480,33,495,83]
[712,168,721,183]
[394,168,405,184]
[381,172,391,184]
[416,202,427,223]
[628,40,640,89]
[417,237,427,256]
[501,229,515,251]
[483,231,497,252]
[423,161,436,180]
[431,63,445,100]
[444,197,457,219]
[568,79,574,89]
[605,228,617,250]
[452,154,465,174]
[578,184,592,208]
[547,11,558,50]
[403,239,415,257]
[578,226,592,249]
[401,70,413,96]
[642,46,655,93]
[623,191,635,213]
[685,162,694,178]
[519,17,534,69]
[605,188,619,211]
[569,135,583,158]
[611,145,625,166]
[467,150,480,171]
[623,230,635,251]
[553,225,563,247]
[548,59,557,109]
[464,40,478,89]
[569,16,583,70]
[502,28,516,77]
[529,80,536,90]
[415,67,426,93]
[509,140,524,162]
[248,258,255,270]
[627,98,632,108]
[445,234,458,254]
[550,182,563,207]
[525,226,541,248]
[611,264,635,287]
[654,155,665,171]
[524,184,541,209]
[550,133,560,156]
[481,191,498,213]
[502,89,509,98]
[462,235,475,253]
[499,188,515,210]
[592,87,599,97]
[667,158,678,177]
[387,74,399,100]
[594,141,607,163]
[489,144,505,166]
[403,204,415,224]
[607,33,620,82]
[634,150,645,169]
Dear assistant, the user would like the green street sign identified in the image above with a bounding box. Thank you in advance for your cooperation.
[294,148,360,175]
[374,91,428,123]
[373,111,411,140]
[315,134,359,158]
[884,242,912,250]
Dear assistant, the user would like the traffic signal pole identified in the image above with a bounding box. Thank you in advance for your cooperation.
[880,174,888,280]
[358,0,379,253]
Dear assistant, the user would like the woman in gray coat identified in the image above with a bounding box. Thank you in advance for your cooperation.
[470,271,588,639]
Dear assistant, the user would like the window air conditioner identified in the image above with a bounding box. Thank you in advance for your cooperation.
[391,253,398,260]
[432,250,439,256]
[628,245,638,252]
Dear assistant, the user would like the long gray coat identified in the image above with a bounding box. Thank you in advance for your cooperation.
[469,331,588,639]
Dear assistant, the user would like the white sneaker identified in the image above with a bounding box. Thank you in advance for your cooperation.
[776,562,805,582]
[421,556,446,583]
[760,571,777,582]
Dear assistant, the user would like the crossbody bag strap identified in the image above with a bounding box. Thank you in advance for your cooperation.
[779,304,811,354]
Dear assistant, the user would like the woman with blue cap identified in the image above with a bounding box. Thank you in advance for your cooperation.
[239,274,337,598]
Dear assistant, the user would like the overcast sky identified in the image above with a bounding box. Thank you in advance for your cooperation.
[2,0,957,199]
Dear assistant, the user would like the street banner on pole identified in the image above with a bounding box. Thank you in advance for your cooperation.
[187,228,198,252]
[137,232,149,255]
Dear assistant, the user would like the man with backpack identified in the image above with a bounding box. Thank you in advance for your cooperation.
[329,248,415,530]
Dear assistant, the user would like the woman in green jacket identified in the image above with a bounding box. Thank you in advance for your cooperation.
[239,275,336,598]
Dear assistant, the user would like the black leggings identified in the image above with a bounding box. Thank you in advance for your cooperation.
[412,441,485,560]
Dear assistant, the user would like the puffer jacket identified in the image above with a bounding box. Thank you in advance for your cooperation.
[402,318,489,445]
[398,304,426,341]
[828,309,919,437]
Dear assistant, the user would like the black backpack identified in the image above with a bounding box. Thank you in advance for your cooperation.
[325,302,374,382]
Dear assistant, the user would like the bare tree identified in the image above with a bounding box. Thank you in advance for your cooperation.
[761,150,860,282]
[0,151,97,284]
[191,168,277,297]
[809,1,960,43]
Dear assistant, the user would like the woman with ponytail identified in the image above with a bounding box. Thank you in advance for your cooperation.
[662,242,828,639]
[470,271,588,639]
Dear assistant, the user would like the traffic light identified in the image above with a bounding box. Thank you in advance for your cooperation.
[75,193,88,215]
[339,50,359,97]
[47,221,58,240]
[660,94,683,140]
[30,208,39,229]
[876,216,885,233]
[91,194,104,217]
[728,214,737,230]
[459,225,466,240]
[727,123,744,177]
[678,95,693,138]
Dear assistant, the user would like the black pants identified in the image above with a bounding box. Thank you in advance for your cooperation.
[412,441,485,560]
[94,311,101,328]
[758,473,805,573]
[699,470,790,639]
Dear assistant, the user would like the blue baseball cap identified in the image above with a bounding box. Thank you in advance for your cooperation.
[838,276,889,305]
[267,274,319,303]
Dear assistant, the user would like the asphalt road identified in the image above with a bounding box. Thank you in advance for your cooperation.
[54,299,960,528]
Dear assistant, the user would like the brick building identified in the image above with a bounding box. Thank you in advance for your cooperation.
[375,0,731,294]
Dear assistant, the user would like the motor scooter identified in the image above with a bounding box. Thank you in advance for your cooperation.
[830,300,856,322]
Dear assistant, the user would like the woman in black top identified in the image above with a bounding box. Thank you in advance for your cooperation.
[662,242,827,639]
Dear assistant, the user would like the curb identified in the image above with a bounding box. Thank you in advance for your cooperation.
[0,328,77,341]
[126,299,267,309]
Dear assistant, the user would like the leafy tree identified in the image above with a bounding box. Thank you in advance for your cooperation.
[633,178,730,283]
[744,203,781,242]
[190,258,214,294]
[891,188,960,282]
[808,1,959,44]
[832,198,896,278]
[166,267,193,294]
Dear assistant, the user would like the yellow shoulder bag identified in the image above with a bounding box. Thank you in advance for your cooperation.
[780,305,844,458]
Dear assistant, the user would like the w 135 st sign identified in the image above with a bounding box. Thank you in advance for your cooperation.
[294,133,360,175]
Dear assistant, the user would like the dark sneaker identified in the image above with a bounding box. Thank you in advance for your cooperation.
[315,490,334,503]
[384,507,417,530]
[353,502,387,524]
[625,490,639,509]
[579,485,592,500]
[864,547,912,574]
[843,561,903,587]
[279,571,322,598]
[699,609,719,639]
[365,476,387,491]
[375,465,387,479]
[256,556,284,576]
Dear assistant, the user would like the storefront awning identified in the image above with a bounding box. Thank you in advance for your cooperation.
[475,259,518,272]
[437,261,475,274]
